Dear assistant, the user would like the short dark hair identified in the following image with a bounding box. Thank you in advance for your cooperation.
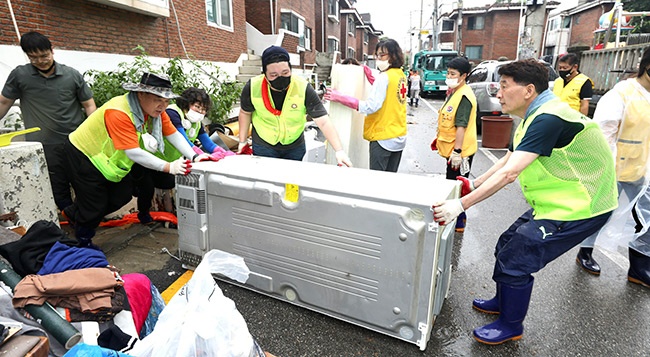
[175,87,212,113]
[20,31,52,54]
[375,39,404,69]
[341,58,360,65]
[558,53,579,67]
[447,56,471,75]
[638,47,650,77]
[498,59,549,94]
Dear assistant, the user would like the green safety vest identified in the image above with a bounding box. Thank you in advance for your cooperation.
[69,94,140,182]
[250,74,307,145]
[513,99,618,221]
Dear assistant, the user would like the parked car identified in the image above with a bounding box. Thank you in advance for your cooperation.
[466,59,559,133]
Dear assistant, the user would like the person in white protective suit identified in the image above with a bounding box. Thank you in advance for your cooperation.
[576,47,650,288]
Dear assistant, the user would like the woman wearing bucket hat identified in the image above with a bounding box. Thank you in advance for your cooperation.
[62,72,210,248]
[237,45,352,166]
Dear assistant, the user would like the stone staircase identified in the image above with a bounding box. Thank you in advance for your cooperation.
[236,51,262,83]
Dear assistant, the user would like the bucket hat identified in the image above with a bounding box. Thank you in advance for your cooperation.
[122,72,179,99]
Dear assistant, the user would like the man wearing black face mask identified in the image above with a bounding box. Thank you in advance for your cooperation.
[552,53,593,116]
[0,31,96,211]
[237,45,352,166]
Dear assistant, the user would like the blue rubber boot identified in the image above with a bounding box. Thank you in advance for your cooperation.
[472,284,500,315]
[473,277,534,345]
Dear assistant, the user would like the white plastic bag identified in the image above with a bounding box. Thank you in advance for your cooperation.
[128,250,255,357]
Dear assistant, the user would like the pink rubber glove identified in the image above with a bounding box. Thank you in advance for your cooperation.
[324,88,359,110]
[192,146,204,156]
[363,65,375,84]
[209,146,235,161]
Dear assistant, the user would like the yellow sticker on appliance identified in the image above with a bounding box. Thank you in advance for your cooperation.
[285,183,299,202]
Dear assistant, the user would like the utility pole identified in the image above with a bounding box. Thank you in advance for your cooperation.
[432,0,439,51]
[418,0,424,53]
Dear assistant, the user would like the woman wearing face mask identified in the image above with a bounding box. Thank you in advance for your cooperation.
[431,56,478,232]
[237,46,351,166]
[131,87,229,224]
[325,39,408,172]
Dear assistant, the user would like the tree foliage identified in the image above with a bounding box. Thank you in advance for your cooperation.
[84,46,242,125]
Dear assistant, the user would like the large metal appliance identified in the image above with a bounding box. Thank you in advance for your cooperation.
[176,155,459,350]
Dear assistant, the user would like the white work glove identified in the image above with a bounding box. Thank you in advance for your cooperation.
[237,141,247,154]
[449,150,462,170]
[168,158,191,175]
[432,199,465,226]
[141,133,158,153]
[335,150,353,167]
[460,157,470,175]
[193,153,211,162]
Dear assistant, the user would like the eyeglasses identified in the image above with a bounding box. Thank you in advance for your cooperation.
[376,53,389,59]
[190,102,207,114]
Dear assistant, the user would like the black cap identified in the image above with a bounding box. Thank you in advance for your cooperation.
[448,57,472,75]
[261,46,290,73]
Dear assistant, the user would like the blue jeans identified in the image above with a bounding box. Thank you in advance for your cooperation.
[493,209,612,286]
[252,141,306,161]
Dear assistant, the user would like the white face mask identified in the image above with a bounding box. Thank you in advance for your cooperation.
[445,78,460,89]
[186,109,205,123]
[377,59,390,72]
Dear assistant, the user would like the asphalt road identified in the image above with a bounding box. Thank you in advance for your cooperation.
[102,97,649,357]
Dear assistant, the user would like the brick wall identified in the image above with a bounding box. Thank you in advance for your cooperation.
[0,0,246,62]
[461,10,520,62]
[246,0,272,34]
[570,4,612,48]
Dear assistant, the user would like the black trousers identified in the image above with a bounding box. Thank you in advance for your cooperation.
[445,154,474,180]
[62,139,133,233]
[43,143,73,210]
[130,163,175,214]
[369,141,402,173]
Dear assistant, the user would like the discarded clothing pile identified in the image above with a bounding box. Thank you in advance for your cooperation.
[0,220,165,356]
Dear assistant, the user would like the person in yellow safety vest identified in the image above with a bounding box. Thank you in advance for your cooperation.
[131,87,229,224]
[432,59,617,345]
[431,56,478,233]
[236,45,351,167]
[574,47,650,289]
[553,53,594,116]
[325,38,408,172]
[62,73,211,248]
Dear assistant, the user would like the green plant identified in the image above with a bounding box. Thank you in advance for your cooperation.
[84,46,242,125]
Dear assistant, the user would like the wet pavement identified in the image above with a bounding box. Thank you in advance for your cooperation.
[91,98,649,356]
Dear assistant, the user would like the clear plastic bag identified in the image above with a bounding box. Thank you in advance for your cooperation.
[128,250,258,357]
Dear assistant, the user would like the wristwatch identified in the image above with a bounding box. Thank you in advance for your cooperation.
[453,148,462,153]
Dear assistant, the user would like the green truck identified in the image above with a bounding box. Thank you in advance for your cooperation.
[412,50,459,97]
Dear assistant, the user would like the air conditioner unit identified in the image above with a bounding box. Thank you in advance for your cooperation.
[176,155,459,350]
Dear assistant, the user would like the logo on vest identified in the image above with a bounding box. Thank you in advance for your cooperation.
[291,104,297,109]
[446,105,453,112]
[539,225,553,240]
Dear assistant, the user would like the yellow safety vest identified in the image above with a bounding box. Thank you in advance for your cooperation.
[364,68,408,141]
[613,80,650,182]
[513,99,617,221]
[436,84,478,158]
[553,73,591,112]
[250,75,307,145]
[69,94,140,182]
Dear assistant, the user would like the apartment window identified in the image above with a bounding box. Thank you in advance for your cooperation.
[465,45,483,60]
[467,15,484,30]
[347,48,355,59]
[364,31,369,44]
[347,17,354,35]
[442,19,454,32]
[281,12,311,50]
[328,0,339,17]
[206,0,232,29]
[327,37,339,54]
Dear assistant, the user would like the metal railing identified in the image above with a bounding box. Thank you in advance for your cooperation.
[581,43,649,94]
